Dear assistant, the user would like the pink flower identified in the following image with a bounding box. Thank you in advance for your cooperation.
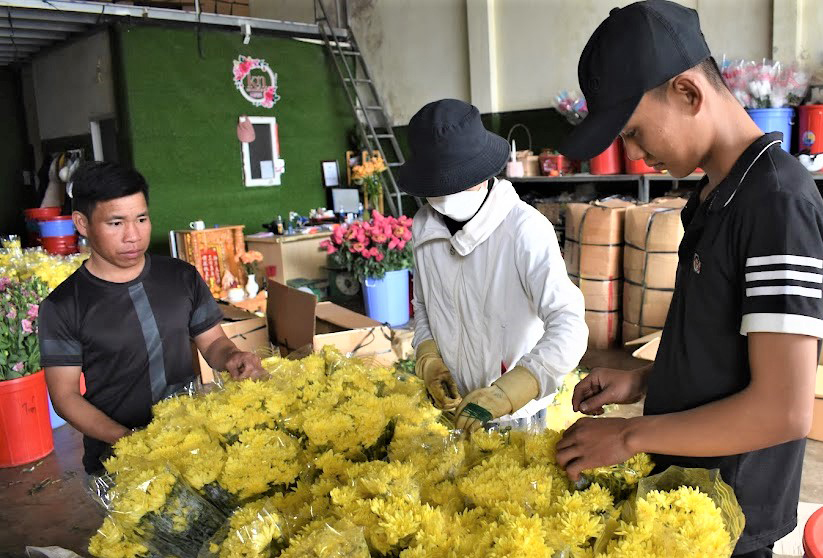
[361,249,372,259]
[21,319,33,334]
[375,251,385,262]
[12,362,23,373]
[0,277,10,292]
[369,247,380,258]
[332,226,345,243]
[351,242,365,253]
[6,306,16,320]
[393,226,407,238]
[372,233,388,244]
[397,240,407,251]
[27,304,38,320]
[321,241,338,254]
[388,237,400,250]
[233,59,252,81]
[402,229,412,242]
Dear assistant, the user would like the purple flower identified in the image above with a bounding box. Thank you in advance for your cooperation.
[0,277,9,292]
[6,306,16,320]
[21,319,33,334]
[27,304,38,320]
[12,362,23,373]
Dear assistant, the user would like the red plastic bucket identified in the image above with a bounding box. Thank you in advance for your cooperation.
[798,105,823,155]
[0,370,54,467]
[590,140,623,175]
[23,207,61,247]
[41,235,77,255]
[624,154,660,175]
[804,506,823,558]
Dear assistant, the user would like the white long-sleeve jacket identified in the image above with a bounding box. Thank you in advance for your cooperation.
[412,179,588,420]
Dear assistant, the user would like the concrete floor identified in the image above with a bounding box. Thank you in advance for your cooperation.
[1,348,821,557]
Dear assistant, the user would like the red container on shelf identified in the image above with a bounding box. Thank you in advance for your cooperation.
[539,151,576,176]
[23,207,62,247]
[799,105,823,154]
[590,140,623,175]
[624,154,660,175]
[41,235,78,255]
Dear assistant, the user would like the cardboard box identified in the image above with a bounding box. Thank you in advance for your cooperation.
[810,366,823,442]
[575,276,622,312]
[622,320,660,343]
[624,246,679,288]
[267,281,396,365]
[623,282,673,328]
[246,232,332,286]
[565,241,623,280]
[534,202,565,227]
[629,331,662,361]
[566,199,635,246]
[193,304,270,382]
[565,199,633,280]
[586,310,620,350]
[624,198,686,252]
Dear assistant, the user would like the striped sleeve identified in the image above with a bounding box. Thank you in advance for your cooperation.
[740,194,823,338]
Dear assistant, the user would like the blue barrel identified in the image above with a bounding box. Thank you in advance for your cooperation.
[747,108,793,153]
[39,216,76,237]
[361,269,410,327]
[46,391,66,429]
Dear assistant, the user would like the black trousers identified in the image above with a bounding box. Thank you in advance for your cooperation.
[733,544,774,558]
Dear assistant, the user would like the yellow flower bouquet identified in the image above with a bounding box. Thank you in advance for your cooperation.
[89,348,744,558]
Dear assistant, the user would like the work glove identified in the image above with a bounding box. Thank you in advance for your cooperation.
[415,339,462,411]
[454,366,539,433]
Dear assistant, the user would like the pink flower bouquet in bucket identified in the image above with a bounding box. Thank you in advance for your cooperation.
[320,212,413,282]
[0,276,50,380]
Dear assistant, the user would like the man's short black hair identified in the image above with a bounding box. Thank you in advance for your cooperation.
[651,56,729,98]
[71,162,149,220]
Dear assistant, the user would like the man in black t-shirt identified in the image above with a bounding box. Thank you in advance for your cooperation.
[553,2,823,557]
[39,162,267,474]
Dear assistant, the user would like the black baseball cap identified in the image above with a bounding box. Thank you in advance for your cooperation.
[560,0,711,161]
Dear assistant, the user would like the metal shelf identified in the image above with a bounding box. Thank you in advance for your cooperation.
[508,173,643,183]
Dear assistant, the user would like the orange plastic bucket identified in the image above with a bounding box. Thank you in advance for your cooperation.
[590,140,623,175]
[805,506,823,558]
[0,370,54,467]
[798,105,823,155]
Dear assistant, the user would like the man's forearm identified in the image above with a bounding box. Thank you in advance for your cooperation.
[54,393,130,445]
[203,336,241,371]
[625,386,809,457]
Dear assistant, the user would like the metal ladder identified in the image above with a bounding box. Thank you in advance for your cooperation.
[314,0,421,216]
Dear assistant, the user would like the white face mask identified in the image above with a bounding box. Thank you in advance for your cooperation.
[427,182,489,222]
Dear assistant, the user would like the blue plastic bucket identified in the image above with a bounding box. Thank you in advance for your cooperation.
[46,391,65,429]
[362,269,410,327]
[746,108,793,153]
[39,216,76,237]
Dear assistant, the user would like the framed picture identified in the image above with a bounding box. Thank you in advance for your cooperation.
[240,116,285,187]
[321,160,340,187]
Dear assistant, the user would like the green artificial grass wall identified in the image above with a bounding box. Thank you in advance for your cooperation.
[115,25,355,252]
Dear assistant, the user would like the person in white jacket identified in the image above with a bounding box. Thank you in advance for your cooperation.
[397,99,588,432]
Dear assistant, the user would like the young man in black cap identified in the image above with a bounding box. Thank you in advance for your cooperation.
[40,162,267,475]
[555,2,823,556]
[397,98,588,433]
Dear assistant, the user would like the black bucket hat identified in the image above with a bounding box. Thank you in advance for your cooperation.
[560,0,711,161]
[397,99,510,198]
